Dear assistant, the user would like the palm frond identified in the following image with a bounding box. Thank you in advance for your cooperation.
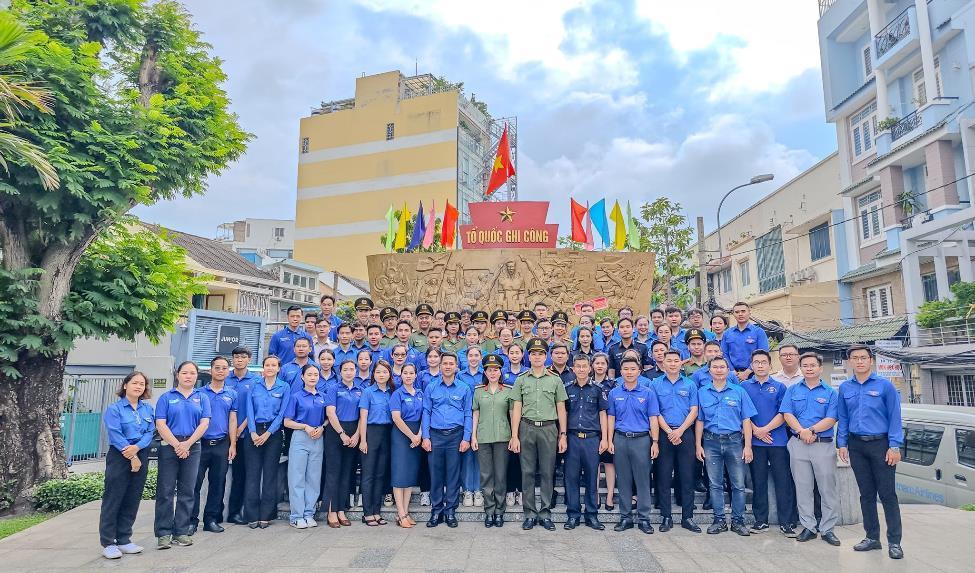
[0,128,59,190]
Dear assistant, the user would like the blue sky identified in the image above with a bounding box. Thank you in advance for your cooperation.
[135,0,838,238]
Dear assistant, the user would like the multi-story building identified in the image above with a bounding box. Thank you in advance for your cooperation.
[698,153,847,332]
[216,218,295,264]
[818,0,975,405]
[293,70,514,280]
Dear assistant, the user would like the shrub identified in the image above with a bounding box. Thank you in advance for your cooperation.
[33,468,157,513]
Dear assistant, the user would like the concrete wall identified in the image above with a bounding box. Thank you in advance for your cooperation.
[849,268,906,323]
[67,333,176,403]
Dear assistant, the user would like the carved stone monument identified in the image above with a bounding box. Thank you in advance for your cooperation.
[367,249,655,313]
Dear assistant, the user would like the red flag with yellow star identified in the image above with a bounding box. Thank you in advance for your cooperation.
[485,124,515,197]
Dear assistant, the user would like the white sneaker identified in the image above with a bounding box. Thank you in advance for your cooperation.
[383,494,394,507]
[356,494,363,508]
[117,543,143,554]
[102,545,122,560]
[420,492,431,506]
[506,492,516,507]
[291,518,308,529]
[463,491,474,507]
[473,491,484,507]
[305,517,318,528]
[516,492,523,506]
[350,494,356,508]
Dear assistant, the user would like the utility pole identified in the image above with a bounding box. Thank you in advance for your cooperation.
[697,216,707,312]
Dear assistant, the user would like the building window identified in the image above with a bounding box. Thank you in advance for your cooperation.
[858,190,884,242]
[386,123,395,140]
[946,375,975,406]
[912,57,943,108]
[958,429,975,469]
[283,271,291,284]
[292,274,299,286]
[756,226,786,293]
[809,223,831,261]
[850,101,877,158]
[922,273,938,302]
[738,260,750,288]
[299,276,306,288]
[718,268,732,293]
[301,137,309,154]
[866,284,894,320]
[863,46,872,77]
[900,423,944,466]
[274,227,285,239]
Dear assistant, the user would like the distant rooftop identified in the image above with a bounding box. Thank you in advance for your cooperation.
[153,226,278,282]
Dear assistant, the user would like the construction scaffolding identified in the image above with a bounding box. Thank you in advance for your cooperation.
[480,116,518,203]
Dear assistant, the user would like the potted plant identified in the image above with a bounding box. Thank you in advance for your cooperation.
[877,117,900,132]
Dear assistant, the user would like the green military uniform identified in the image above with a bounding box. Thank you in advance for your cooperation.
[441,311,466,355]
[682,360,706,377]
[379,307,399,348]
[512,338,568,523]
[481,338,500,354]
[409,331,430,352]
[472,361,514,518]
[681,329,708,377]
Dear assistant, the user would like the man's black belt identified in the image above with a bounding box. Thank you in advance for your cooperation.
[431,426,463,435]
[526,419,556,427]
[203,436,228,446]
[791,435,834,443]
[570,430,600,439]
[851,433,886,442]
[615,430,649,438]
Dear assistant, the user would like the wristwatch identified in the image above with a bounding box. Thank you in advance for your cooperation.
[559,432,567,436]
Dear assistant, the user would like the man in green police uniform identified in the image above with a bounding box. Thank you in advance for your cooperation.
[472,311,498,353]
[409,303,436,352]
[510,337,568,531]
[483,310,508,354]
[354,297,374,325]
[379,307,399,348]
[514,310,536,346]
[441,312,467,354]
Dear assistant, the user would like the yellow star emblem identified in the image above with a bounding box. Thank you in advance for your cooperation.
[492,154,504,171]
[499,206,515,222]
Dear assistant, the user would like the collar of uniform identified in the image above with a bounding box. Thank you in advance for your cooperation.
[748,376,772,385]
[849,372,878,385]
[572,377,590,387]
[662,373,684,384]
[205,384,230,394]
[801,379,825,390]
[298,386,321,396]
[733,322,755,333]
[705,381,735,393]
[619,380,643,392]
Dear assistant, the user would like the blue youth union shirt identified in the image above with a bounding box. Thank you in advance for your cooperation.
[155,388,212,437]
[201,385,238,440]
[608,383,659,433]
[837,373,904,448]
[779,381,839,438]
[390,387,424,423]
[359,384,394,425]
[284,388,327,428]
[719,323,769,371]
[650,374,699,429]
[325,381,364,422]
[741,377,787,447]
[103,398,155,452]
[698,383,757,435]
[246,379,290,434]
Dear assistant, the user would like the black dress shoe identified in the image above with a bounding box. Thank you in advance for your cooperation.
[659,517,673,532]
[694,481,708,493]
[564,517,579,530]
[484,515,494,528]
[706,520,727,534]
[681,518,702,533]
[203,521,225,533]
[638,520,654,534]
[228,514,248,525]
[854,538,882,552]
[522,517,536,530]
[541,518,555,531]
[821,531,841,546]
[702,500,713,511]
[445,514,458,528]
[730,521,750,536]
[584,516,605,531]
[888,544,904,559]
[614,517,634,532]
[187,523,198,536]
[494,514,504,527]
[426,512,443,528]
[796,528,817,542]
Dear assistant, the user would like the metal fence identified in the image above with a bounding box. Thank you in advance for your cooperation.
[61,375,123,464]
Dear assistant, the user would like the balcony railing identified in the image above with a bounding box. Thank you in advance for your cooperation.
[818,0,838,17]
[916,317,975,347]
[891,110,922,141]
[875,7,912,59]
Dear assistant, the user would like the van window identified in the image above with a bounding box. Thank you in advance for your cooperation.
[957,429,975,469]
[900,423,944,466]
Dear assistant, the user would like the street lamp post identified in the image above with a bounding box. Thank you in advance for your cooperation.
[716,174,774,260]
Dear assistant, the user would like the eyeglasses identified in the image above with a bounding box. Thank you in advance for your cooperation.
[779,353,799,358]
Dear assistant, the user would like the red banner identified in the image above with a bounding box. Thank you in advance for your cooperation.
[573,297,608,314]
[460,201,558,249]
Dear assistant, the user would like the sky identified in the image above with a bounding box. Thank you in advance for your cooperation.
[134,0,838,239]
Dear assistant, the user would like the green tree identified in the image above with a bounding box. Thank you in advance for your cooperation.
[556,235,585,251]
[0,1,248,509]
[916,281,975,327]
[378,209,446,253]
[632,198,698,308]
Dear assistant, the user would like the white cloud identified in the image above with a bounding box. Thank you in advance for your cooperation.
[634,0,822,100]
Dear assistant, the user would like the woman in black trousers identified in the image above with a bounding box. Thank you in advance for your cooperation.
[243,355,290,528]
[323,360,364,527]
[99,371,154,559]
[358,360,395,525]
[154,362,210,549]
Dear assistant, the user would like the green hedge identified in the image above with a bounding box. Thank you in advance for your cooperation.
[33,468,157,513]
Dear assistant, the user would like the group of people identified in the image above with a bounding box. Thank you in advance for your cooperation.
[98,295,906,562]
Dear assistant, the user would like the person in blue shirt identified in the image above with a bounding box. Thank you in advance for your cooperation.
[355,348,374,385]
[268,305,313,366]
[283,364,327,529]
[281,338,318,392]
[741,349,795,535]
[645,340,668,380]
[99,371,155,560]
[607,356,660,534]
[665,308,690,360]
[317,294,343,339]
[607,318,649,378]
[364,324,386,365]
[351,321,368,350]
[591,353,617,511]
[458,345,484,508]
[358,360,396,526]
[710,314,729,344]
[421,353,473,528]
[501,342,526,506]
[634,315,653,346]
[154,361,211,549]
[694,356,757,537]
[390,363,423,528]
[322,360,363,527]
[562,354,608,531]
[315,348,338,391]
[691,341,723,388]
[651,351,701,534]
[191,357,238,536]
[226,346,260,525]
[332,323,359,377]
[780,352,841,546]
[720,302,770,382]
[687,309,717,341]
[418,347,443,392]
[595,317,620,352]
[837,345,905,560]
[243,355,289,529]
[502,343,526,385]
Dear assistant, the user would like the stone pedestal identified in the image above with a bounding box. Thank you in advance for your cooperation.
[765,457,861,526]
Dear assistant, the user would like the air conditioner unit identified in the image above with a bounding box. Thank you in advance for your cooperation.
[790,267,817,284]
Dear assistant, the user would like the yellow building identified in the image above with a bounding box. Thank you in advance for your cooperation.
[294,70,507,280]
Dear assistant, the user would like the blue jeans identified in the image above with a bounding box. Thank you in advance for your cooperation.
[288,430,324,521]
[703,431,747,523]
[462,448,480,492]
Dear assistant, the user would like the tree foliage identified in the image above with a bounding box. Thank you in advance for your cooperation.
[631,198,698,308]
[916,281,975,328]
[378,209,447,253]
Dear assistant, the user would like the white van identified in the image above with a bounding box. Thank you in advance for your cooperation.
[896,404,975,508]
